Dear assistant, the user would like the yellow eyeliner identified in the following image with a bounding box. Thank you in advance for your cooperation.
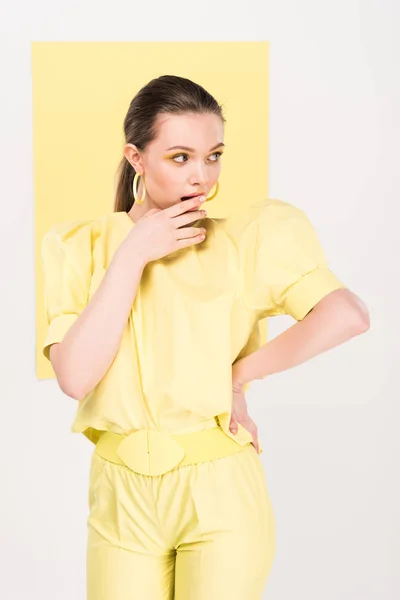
[165,151,224,161]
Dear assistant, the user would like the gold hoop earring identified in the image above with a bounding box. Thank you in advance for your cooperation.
[206,181,219,201]
[133,172,146,205]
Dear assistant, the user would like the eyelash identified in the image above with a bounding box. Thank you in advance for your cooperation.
[171,151,223,164]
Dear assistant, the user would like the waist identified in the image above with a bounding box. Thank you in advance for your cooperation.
[94,418,251,476]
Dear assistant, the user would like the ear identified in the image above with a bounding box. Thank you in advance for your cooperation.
[124,143,144,173]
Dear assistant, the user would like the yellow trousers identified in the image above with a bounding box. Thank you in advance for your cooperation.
[86,441,276,599]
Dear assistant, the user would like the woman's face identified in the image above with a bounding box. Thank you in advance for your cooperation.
[125,112,224,209]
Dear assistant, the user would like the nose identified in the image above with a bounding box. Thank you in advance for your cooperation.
[189,162,208,189]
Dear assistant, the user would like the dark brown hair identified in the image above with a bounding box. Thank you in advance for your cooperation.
[114,75,226,213]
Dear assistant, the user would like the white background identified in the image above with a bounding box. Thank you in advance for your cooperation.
[0,1,398,598]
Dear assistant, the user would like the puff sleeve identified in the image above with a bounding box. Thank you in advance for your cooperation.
[40,221,93,360]
[244,200,346,321]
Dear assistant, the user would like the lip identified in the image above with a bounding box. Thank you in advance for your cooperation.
[181,192,205,199]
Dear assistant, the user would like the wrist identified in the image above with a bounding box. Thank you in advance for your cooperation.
[232,358,249,388]
[118,236,149,271]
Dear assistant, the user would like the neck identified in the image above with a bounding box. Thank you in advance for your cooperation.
[128,195,159,223]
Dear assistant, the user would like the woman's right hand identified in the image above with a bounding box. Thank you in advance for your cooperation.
[125,195,208,265]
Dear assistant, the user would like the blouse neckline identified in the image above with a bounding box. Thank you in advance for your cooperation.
[113,210,136,227]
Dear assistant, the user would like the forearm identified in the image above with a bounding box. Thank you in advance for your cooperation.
[232,289,370,385]
[51,238,146,400]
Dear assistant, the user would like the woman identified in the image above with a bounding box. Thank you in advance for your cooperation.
[41,75,370,599]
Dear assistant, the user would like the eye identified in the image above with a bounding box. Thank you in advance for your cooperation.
[171,151,223,164]
[172,154,189,163]
[209,151,223,162]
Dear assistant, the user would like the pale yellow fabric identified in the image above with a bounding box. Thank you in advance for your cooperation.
[41,198,345,445]
[86,442,276,599]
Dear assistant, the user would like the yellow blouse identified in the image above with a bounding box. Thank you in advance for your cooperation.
[41,198,345,446]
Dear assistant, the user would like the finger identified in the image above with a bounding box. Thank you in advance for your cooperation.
[251,437,260,454]
[229,412,239,434]
[167,195,206,217]
[176,226,206,241]
[243,421,258,450]
[250,428,259,454]
[174,209,207,229]
[176,231,206,248]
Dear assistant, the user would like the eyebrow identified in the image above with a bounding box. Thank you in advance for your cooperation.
[166,143,225,152]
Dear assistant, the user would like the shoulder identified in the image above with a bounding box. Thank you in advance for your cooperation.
[249,199,311,239]
[256,197,305,220]
[41,212,129,280]
[246,198,306,226]
[41,212,119,250]
[40,214,121,275]
[42,217,97,243]
[215,198,307,241]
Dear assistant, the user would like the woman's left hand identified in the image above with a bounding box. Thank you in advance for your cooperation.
[229,379,260,454]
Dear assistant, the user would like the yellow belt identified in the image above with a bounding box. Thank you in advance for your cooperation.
[95,419,252,477]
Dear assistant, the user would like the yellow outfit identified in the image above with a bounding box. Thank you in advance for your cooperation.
[87,442,276,600]
[41,198,345,599]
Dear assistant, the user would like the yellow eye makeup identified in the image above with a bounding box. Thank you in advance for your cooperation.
[167,151,224,164]
[170,154,188,162]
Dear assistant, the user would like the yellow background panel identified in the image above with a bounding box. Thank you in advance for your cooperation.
[33,41,269,379]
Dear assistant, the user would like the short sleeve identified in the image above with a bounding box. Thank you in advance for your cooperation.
[244,200,346,321]
[41,221,93,360]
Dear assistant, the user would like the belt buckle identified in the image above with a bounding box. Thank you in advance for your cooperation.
[117,429,185,476]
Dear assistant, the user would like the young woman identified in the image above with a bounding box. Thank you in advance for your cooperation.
[41,75,370,600]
